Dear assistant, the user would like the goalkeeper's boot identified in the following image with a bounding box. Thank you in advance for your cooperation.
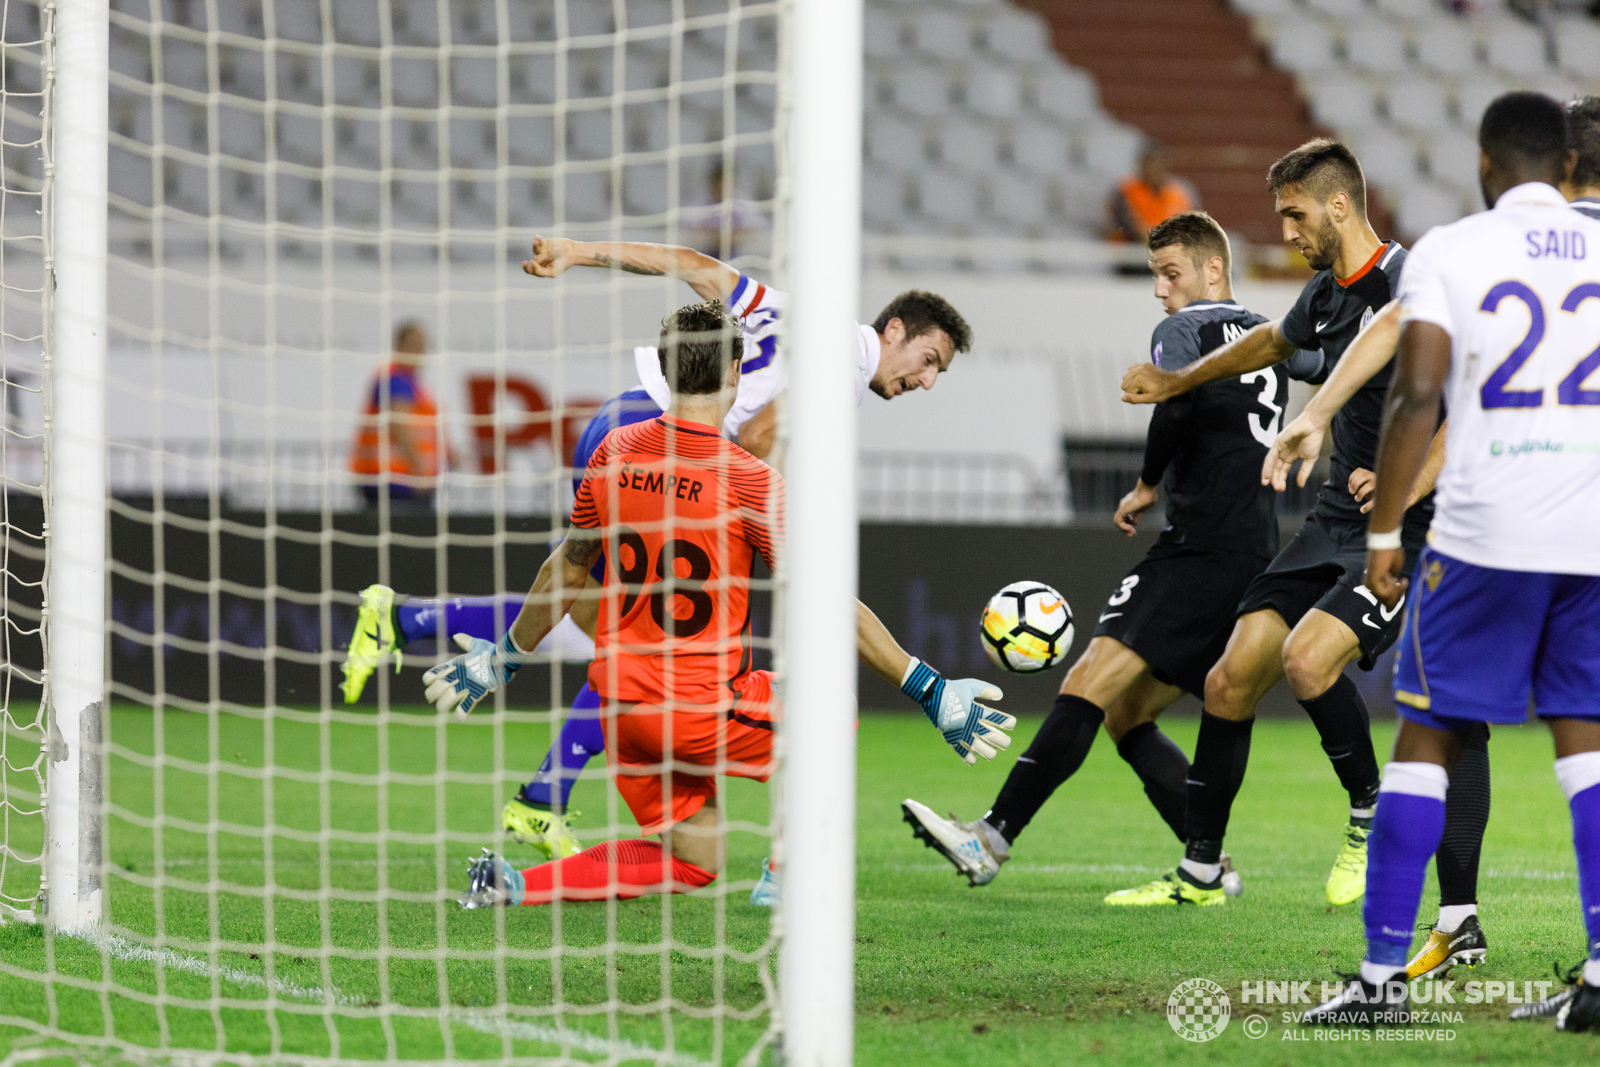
[749,859,780,907]
[341,584,401,703]
[1558,979,1600,1033]
[460,849,525,909]
[1405,914,1488,979]
[901,798,1007,887]
[1325,822,1370,906]
[1300,974,1410,1028]
[502,796,581,860]
[1513,962,1582,1021]
[1104,867,1225,907]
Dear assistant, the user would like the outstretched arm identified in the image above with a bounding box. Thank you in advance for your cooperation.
[521,236,740,302]
[510,532,604,653]
[1364,321,1451,608]
[1121,320,1296,405]
[1263,301,1401,491]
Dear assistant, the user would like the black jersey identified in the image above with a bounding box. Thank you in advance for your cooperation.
[1140,300,1284,558]
[1279,241,1432,526]
[1573,197,1600,221]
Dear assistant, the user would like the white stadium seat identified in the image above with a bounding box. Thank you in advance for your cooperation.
[1374,0,1440,18]
[1231,0,1298,16]
[1395,181,1466,241]
[864,113,929,166]
[1308,74,1384,131]
[982,7,1053,62]
[864,7,904,60]
[938,117,1003,171]
[1269,20,1341,74]
[987,168,1049,228]
[1483,20,1551,77]
[911,8,975,61]
[891,64,955,117]
[1557,20,1600,79]
[914,167,982,228]
[1384,75,1452,133]
[1455,74,1517,132]
[1415,21,1478,75]
[1351,126,1420,189]
[1342,18,1411,74]
[1010,120,1071,175]
[1080,121,1143,178]
[1304,0,1370,18]
[1031,66,1099,123]
[862,167,912,226]
[964,63,1023,118]
[1426,129,1482,190]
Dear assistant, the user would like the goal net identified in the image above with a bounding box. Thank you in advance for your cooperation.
[0,0,863,1062]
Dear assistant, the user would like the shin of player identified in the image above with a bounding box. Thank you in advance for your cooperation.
[1308,93,1600,1029]
[905,212,1311,899]
[434,302,1012,907]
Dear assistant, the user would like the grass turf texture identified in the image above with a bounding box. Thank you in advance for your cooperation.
[0,707,1595,1065]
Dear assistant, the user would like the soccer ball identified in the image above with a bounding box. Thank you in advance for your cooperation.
[980,581,1073,673]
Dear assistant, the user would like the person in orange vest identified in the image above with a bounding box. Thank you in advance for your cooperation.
[1109,140,1201,244]
[350,320,445,508]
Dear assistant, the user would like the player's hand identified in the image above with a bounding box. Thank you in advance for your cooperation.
[422,633,524,717]
[901,660,1016,765]
[1349,467,1377,513]
[1364,547,1408,610]
[1120,363,1179,405]
[522,236,578,278]
[1263,412,1326,492]
[1113,481,1159,536]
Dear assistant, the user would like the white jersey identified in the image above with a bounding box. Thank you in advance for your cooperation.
[635,273,877,439]
[1398,181,1600,575]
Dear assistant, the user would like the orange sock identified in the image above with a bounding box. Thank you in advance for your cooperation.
[520,839,716,905]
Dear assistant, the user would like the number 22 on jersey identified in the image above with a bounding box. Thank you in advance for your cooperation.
[1479,280,1600,409]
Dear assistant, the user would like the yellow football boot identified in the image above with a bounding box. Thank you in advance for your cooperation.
[1406,915,1487,979]
[341,584,401,703]
[1104,869,1225,907]
[502,797,582,860]
[1326,823,1370,905]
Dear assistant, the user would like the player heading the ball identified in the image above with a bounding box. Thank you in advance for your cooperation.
[420,300,1012,907]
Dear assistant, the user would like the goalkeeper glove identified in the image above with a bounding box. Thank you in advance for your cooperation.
[900,658,1015,765]
[422,632,528,716]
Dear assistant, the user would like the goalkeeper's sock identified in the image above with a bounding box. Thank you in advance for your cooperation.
[1116,721,1190,842]
[396,594,523,646]
[519,684,605,809]
[1183,711,1253,865]
[519,839,716,905]
[985,694,1102,844]
[1299,675,1381,821]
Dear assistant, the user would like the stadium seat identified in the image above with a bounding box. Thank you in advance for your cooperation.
[1010,121,1071,175]
[987,168,1049,229]
[981,7,1053,62]
[914,167,981,229]
[508,54,558,103]
[391,57,440,109]
[1351,127,1419,189]
[1304,0,1370,18]
[1455,74,1517,132]
[450,58,499,108]
[1031,67,1099,123]
[864,7,904,60]
[561,169,613,223]
[1374,0,1438,18]
[890,64,955,117]
[938,117,1003,172]
[276,111,324,167]
[1425,129,1482,191]
[1307,75,1383,131]
[862,168,911,227]
[1341,17,1411,74]
[567,110,615,161]
[1080,122,1143,178]
[1557,20,1600,79]
[623,163,669,216]
[1268,20,1340,74]
[964,63,1023,118]
[1383,75,1451,133]
[1394,181,1465,241]
[334,1,383,47]
[1483,19,1551,77]
[450,117,496,168]
[1415,21,1478,76]
[218,106,266,162]
[272,0,323,45]
[335,117,382,170]
[1231,0,1298,15]
[159,36,210,93]
[506,115,556,166]
[911,8,975,60]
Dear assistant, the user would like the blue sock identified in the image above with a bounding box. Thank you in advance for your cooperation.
[519,683,605,809]
[1556,753,1600,976]
[395,595,523,646]
[1364,761,1449,973]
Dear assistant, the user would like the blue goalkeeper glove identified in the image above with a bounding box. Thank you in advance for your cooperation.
[422,632,527,716]
[900,658,1015,765]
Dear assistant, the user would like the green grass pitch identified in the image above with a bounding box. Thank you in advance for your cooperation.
[2,706,1597,1065]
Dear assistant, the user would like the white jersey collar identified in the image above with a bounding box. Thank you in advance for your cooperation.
[634,346,672,410]
[858,323,881,401]
[1495,182,1568,210]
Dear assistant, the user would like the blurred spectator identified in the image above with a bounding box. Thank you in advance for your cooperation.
[350,321,446,509]
[1107,141,1201,243]
[681,164,769,261]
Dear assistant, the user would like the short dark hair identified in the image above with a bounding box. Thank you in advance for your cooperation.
[1481,91,1567,173]
[393,319,427,351]
[658,300,744,395]
[1568,96,1600,189]
[1266,138,1367,217]
[1147,210,1231,276]
[871,291,972,353]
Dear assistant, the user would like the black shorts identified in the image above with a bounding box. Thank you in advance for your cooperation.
[1092,543,1270,698]
[1235,510,1426,670]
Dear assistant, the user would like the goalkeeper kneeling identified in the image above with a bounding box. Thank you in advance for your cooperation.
[424,301,1014,907]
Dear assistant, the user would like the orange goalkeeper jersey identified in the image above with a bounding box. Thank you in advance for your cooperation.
[570,413,784,708]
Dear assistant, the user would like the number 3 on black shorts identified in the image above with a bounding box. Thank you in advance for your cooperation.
[1106,575,1139,608]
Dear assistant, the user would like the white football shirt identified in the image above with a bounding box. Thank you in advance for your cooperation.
[635,273,877,439]
[1398,181,1600,575]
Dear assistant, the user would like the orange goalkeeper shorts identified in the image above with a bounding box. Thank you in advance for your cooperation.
[602,669,777,835]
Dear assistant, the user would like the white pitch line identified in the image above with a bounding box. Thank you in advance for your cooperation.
[58,927,718,1066]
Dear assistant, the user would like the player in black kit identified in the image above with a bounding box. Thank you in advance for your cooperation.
[901,212,1321,893]
[1114,140,1448,908]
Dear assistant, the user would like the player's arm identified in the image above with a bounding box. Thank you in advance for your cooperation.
[1121,320,1296,405]
[1117,394,1191,535]
[521,236,739,302]
[856,600,1017,766]
[736,395,780,459]
[1264,301,1401,491]
[1349,418,1447,513]
[422,530,602,716]
[1364,321,1452,608]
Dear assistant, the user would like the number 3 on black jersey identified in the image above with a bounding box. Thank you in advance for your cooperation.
[1239,368,1285,447]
